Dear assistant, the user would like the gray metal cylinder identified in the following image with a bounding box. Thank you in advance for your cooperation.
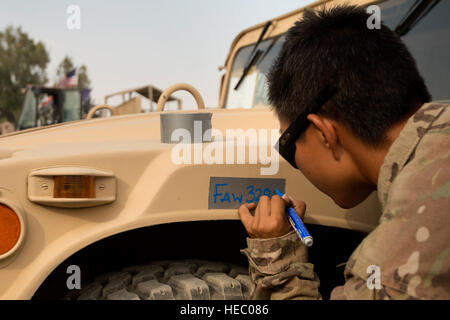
[160,112,212,144]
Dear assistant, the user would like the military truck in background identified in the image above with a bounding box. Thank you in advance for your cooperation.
[0,0,448,300]
[16,85,91,131]
[14,84,182,132]
[97,84,183,117]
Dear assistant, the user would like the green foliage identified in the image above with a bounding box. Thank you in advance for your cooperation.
[56,55,91,89]
[0,26,49,124]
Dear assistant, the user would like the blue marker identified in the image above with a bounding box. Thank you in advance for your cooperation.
[275,189,313,247]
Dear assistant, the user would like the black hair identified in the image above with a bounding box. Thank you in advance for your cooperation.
[268,5,431,146]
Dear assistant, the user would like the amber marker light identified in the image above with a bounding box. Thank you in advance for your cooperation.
[0,203,23,258]
[53,175,96,198]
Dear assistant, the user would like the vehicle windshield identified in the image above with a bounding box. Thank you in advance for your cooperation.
[224,35,286,109]
[17,90,36,130]
[380,0,450,101]
[63,90,81,122]
[224,0,450,109]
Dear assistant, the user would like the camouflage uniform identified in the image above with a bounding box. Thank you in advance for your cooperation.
[241,103,450,300]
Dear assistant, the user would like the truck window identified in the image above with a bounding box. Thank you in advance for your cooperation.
[63,90,81,122]
[224,0,449,109]
[380,0,450,101]
[17,90,36,130]
[225,35,286,109]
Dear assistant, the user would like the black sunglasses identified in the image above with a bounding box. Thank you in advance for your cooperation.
[274,86,338,169]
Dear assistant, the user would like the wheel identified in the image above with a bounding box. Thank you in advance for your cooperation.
[66,260,254,300]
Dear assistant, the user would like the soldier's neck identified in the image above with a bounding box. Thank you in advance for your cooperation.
[345,118,410,188]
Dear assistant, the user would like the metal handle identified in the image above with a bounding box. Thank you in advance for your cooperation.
[86,105,117,119]
[156,83,205,112]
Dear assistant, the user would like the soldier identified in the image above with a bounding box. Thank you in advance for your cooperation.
[238,5,449,300]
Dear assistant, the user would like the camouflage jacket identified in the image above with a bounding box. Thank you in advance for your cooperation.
[241,103,450,300]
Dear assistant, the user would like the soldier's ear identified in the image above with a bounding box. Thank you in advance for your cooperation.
[307,114,342,161]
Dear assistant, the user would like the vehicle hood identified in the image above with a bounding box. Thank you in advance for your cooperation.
[0,108,279,157]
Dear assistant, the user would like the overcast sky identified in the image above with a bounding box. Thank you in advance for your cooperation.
[0,0,314,109]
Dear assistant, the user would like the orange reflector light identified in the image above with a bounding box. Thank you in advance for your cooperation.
[54,175,95,198]
[0,204,21,256]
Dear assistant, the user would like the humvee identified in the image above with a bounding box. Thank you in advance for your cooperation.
[103,84,183,113]
[0,0,448,300]
[86,84,183,119]
[16,85,91,131]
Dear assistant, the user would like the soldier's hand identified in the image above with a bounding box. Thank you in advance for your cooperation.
[238,195,306,239]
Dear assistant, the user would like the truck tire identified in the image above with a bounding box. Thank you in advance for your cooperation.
[68,260,254,300]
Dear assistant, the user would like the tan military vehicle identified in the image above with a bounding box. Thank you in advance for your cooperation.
[16,85,91,131]
[0,0,448,300]
[88,84,183,119]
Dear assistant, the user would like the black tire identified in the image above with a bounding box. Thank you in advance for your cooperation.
[67,260,254,300]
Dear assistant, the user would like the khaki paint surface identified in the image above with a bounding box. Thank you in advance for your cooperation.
[0,109,380,299]
[219,0,380,107]
[114,96,142,115]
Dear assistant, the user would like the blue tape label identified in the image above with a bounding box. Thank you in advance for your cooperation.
[208,177,286,209]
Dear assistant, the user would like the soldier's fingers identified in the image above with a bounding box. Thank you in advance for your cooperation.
[281,193,291,205]
[253,196,272,237]
[270,195,291,234]
[280,193,295,207]
[279,193,306,221]
[253,202,261,231]
[255,196,271,233]
[238,203,256,234]
[258,196,271,219]
[270,195,287,222]
[290,198,306,220]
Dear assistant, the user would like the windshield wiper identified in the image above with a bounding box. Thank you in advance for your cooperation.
[394,0,441,37]
[258,35,282,66]
[233,35,282,93]
[234,21,272,90]
[233,50,263,91]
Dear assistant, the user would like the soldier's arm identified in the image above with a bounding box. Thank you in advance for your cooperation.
[241,230,321,300]
[240,230,410,300]
[238,196,417,300]
[238,196,322,300]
